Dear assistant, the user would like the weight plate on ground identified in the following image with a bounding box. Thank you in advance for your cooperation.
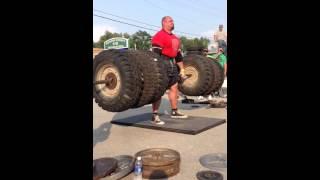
[196,170,223,180]
[101,155,134,180]
[199,153,227,169]
[93,157,118,180]
[135,148,180,166]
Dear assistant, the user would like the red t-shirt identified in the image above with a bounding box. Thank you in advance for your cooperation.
[151,29,180,58]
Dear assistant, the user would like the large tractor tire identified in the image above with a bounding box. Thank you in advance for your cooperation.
[129,50,168,108]
[93,49,142,112]
[205,58,225,94]
[178,54,214,96]
[143,51,169,104]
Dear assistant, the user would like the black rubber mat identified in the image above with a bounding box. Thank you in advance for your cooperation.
[111,113,226,135]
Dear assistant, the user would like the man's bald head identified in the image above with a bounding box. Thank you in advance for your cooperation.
[161,16,174,32]
[161,16,170,26]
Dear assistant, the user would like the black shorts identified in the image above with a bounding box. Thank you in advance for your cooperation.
[163,59,179,89]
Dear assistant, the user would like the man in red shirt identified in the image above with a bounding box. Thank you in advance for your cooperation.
[150,16,188,125]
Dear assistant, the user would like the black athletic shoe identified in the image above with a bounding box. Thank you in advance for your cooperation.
[171,110,188,119]
[151,114,165,125]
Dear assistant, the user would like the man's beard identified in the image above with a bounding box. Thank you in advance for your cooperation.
[171,25,175,31]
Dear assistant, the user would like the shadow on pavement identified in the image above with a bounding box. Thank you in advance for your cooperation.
[93,122,112,148]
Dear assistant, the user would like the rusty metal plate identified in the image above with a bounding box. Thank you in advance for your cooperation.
[196,170,223,180]
[135,148,180,166]
[93,157,118,180]
[101,155,134,180]
[142,160,180,179]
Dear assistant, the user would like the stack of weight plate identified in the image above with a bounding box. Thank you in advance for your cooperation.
[93,155,134,180]
[135,148,181,179]
[197,153,227,180]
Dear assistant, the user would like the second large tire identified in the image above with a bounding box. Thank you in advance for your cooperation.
[143,51,169,104]
[129,50,168,108]
[178,54,214,96]
[205,58,225,94]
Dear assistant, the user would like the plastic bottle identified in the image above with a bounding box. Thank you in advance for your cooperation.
[134,156,143,179]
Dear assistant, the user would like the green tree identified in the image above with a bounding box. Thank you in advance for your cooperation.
[123,33,130,39]
[93,30,210,52]
[179,36,210,52]
[95,31,116,48]
[129,31,151,50]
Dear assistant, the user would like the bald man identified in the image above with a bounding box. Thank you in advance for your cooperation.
[150,16,188,125]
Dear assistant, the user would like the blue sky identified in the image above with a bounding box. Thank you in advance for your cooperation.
[93,0,227,42]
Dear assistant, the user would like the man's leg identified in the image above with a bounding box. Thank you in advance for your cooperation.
[221,40,227,56]
[168,83,188,118]
[168,83,178,109]
[152,98,161,113]
[217,40,223,49]
[151,98,165,125]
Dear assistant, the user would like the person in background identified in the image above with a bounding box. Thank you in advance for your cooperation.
[198,47,227,100]
[211,48,227,97]
[213,24,227,56]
